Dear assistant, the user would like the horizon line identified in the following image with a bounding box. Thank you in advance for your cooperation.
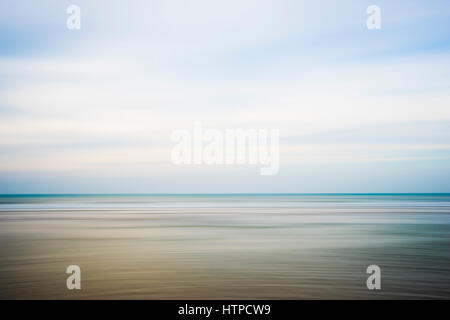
[1,193,450,196]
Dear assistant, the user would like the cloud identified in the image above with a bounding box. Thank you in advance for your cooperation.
[1,0,450,192]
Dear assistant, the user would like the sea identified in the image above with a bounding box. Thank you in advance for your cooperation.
[0,194,449,299]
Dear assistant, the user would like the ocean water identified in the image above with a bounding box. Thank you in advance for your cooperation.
[0,194,449,299]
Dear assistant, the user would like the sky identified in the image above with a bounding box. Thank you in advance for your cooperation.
[1,0,450,193]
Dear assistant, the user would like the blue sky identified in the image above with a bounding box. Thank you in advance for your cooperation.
[1,0,450,193]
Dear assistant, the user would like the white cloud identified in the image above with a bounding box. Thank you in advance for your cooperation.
[1,0,450,191]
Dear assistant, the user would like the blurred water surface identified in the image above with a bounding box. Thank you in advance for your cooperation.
[0,194,449,299]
